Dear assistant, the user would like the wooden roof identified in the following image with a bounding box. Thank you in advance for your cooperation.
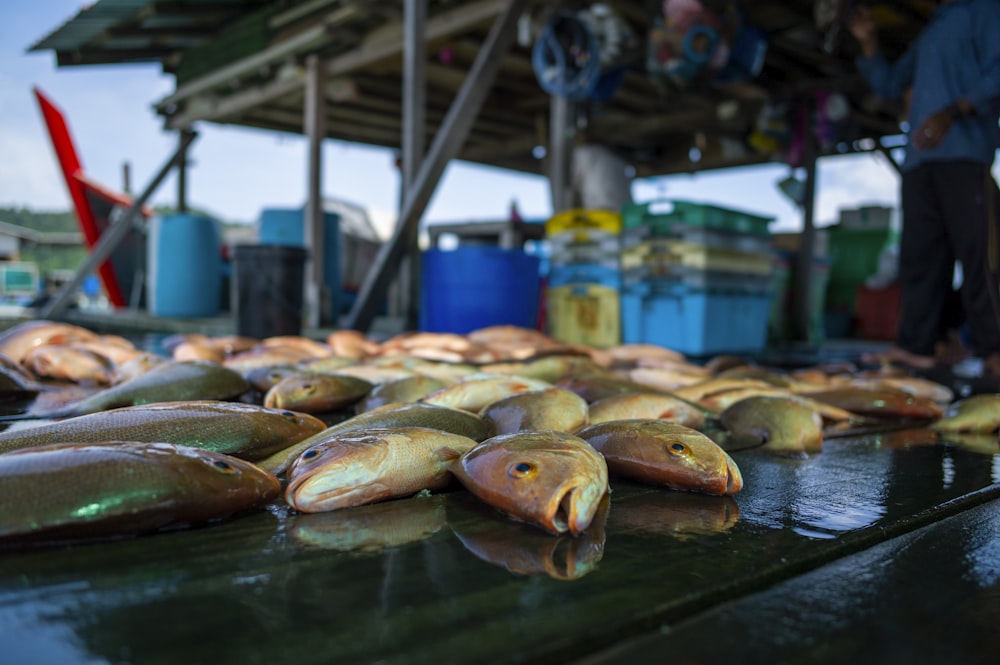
[31,0,935,177]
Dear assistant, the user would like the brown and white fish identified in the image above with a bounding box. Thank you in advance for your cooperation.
[575,419,742,496]
[21,344,115,385]
[930,394,1000,433]
[587,392,706,428]
[479,388,589,435]
[719,395,824,455]
[263,373,373,413]
[0,320,98,364]
[259,335,332,358]
[451,431,610,535]
[284,426,479,513]
[421,375,552,412]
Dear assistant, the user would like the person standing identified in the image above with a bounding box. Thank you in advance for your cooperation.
[849,0,1000,374]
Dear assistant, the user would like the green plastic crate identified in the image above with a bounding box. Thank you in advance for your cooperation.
[826,226,891,310]
[622,199,773,236]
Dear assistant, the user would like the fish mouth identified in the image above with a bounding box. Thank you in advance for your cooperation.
[547,485,597,535]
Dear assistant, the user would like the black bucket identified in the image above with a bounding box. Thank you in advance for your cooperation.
[232,244,308,339]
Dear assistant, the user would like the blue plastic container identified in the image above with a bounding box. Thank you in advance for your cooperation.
[621,280,774,356]
[259,207,341,316]
[147,213,222,317]
[548,262,621,289]
[420,247,542,334]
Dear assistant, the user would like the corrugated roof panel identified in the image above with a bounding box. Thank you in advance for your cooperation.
[29,0,157,52]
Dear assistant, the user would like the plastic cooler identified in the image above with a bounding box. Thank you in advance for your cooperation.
[420,246,541,334]
[232,244,308,339]
[147,213,222,317]
[547,282,621,348]
[621,280,774,356]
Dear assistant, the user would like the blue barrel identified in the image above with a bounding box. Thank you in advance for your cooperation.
[259,207,340,316]
[420,246,542,334]
[147,213,221,317]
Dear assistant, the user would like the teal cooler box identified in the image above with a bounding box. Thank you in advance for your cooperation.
[420,246,541,334]
[622,279,774,356]
[258,207,340,316]
[147,213,222,317]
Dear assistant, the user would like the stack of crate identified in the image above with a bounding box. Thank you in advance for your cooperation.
[545,209,622,348]
[619,200,775,356]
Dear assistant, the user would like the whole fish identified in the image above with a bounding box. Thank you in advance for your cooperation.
[479,388,589,435]
[555,374,652,403]
[22,344,114,385]
[260,335,332,358]
[447,491,607,580]
[930,394,1000,433]
[222,347,316,373]
[700,387,853,422]
[719,395,824,455]
[451,431,610,535]
[325,329,380,359]
[258,401,496,476]
[627,367,709,392]
[587,392,706,428]
[12,360,252,419]
[355,375,447,413]
[263,373,373,412]
[172,341,225,363]
[288,494,448,552]
[110,352,170,385]
[0,441,280,545]
[421,375,553,412]
[575,419,742,495]
[479,355,605,383]
[803,387,944,420]
[285,426,479,513]
[244,363,308,393]
[0,320,98,363]
[0,401,327,460]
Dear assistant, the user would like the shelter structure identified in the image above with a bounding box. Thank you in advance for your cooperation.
[29,0,932,337]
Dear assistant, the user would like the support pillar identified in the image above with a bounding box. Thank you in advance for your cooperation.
[549,95,572,213]
[792,138,819,343]
[345,0,527,332]
[400,0,427,331]
[304,53,328,328]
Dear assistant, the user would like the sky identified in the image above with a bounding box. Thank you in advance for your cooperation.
[0,1,910,239]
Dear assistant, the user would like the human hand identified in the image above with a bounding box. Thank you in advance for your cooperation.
[912,108,954,150]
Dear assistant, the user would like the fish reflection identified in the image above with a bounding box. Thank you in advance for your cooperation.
[287,495,448,552]
[608,489,740,540]
[446,493,607,580]
[938,432,1000,456]
[874,428,942,450]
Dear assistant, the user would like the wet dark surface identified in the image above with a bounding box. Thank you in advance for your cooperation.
[1,429,998,664]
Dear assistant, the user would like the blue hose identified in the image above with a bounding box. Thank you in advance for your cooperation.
[531,12,602,101]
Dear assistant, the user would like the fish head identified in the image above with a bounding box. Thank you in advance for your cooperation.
[284,436,394,512]
[167,444,281,508]
[453,432,609,535]
[579,420,743,496]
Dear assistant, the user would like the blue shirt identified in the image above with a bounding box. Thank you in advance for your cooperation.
[856,0,1000,171]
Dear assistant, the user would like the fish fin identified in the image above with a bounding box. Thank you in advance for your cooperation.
[431,446,463,464]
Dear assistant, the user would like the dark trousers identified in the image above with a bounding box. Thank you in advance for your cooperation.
[899,161,1000,357]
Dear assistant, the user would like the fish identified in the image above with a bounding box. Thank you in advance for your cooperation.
[263,373,373,412]
[259,335,332,358]
[287,494,448,552]
[451,431,610,535]
[244,363,308,393]
[554,374,652,403]
[575,419,742,495]
[803,387,944,420]
[0,441,280,545]
[8,360,252,420]
[300,356,358,373]
[222,347,317,373]
[609,488,740,539]
[930,394,1000,432]
[325,329,380,359]
[479,355,605,383]
[284,426,479,513]
[421,375,553,412]
[21,344,114,385]
[257,401,496,476]
[0,401,327,460]
[354,375,448,413]
[447,491,607,580]
[699,387,854,422]
[627,366,712,392]
[327,365,419,385]
[840,376,954,404]
[172,341,226,363]
[939,432,1000,455]
[479,388,589,434]
[0,320,98,363]
[110,352,170,385]
[587,392,706,428]
[718,395,824,455]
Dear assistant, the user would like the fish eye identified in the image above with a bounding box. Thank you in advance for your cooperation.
[212,460,235,474]
[508,461,536,479]
[301,449,321,460]
[280,411,299,422]
[668,442,688,455]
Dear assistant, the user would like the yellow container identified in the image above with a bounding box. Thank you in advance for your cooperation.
[545,209,622,243]
[620,239,774,275]
[547,283,621,348]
